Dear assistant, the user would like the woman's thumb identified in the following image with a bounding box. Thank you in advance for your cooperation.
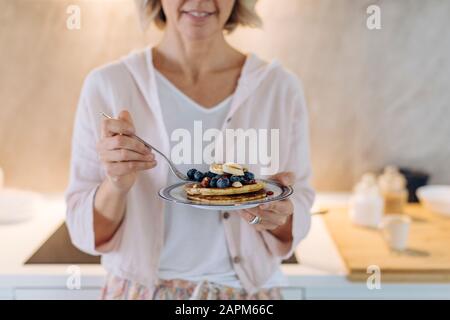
[270,171,296,186]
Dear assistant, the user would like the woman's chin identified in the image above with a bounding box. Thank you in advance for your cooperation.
[178,24,222,41]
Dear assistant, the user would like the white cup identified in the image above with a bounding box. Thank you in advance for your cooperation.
[379,214,411,251]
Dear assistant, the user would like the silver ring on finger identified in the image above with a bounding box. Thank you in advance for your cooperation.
[248,215,262,225]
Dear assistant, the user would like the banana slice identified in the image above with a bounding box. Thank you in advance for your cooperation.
[223,162,245,176]
[209,163,224,175]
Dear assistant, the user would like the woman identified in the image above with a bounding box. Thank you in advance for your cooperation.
[65,0,315,300]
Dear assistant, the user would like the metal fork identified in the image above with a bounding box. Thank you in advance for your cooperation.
[101,112,189,181]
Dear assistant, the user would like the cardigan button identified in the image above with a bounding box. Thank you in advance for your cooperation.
[233,256,241,264]
[226,117,232,123]
[223,211,230,219]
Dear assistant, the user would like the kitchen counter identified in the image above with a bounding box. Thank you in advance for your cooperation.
[1,192,449,300]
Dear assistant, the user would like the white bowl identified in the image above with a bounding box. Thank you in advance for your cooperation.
[417,185,450,217]
[0,188,41,224]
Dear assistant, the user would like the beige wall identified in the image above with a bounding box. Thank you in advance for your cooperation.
[1,0,449,192]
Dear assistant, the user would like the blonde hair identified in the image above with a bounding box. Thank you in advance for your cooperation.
[135,0,262,32]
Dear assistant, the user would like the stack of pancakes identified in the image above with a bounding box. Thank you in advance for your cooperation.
[184,181,267,205]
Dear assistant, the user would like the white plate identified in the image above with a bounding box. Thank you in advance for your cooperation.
[159,179,293,211]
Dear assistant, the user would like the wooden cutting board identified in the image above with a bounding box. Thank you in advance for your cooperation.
[323,204,450,282]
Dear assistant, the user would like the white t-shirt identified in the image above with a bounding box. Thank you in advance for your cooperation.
[155,69,287,288]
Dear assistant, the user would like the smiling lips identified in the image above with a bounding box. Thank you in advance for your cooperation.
[182,10,216,19]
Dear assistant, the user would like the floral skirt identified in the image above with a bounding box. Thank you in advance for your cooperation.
[101,274,283,300]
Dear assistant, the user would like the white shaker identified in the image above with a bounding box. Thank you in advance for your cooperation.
[349,173,385,228]
[378,165,408,214]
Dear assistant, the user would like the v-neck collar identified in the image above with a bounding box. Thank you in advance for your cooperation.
[154,68,234,114]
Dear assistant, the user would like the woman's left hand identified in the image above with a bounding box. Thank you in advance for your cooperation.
[239,172,295,240]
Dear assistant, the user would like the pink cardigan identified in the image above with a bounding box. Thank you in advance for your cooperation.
[65,47,315,295]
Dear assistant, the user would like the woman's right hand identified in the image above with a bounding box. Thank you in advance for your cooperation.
[96,110,157,193]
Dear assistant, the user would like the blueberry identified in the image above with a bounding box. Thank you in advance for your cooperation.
[210,177,219,188]
[193,171,205,182]
[244,172,255,181]
[187,168,197,180]
[205,171,217,179]
[230,175,244,183]
[216,177,230,188]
